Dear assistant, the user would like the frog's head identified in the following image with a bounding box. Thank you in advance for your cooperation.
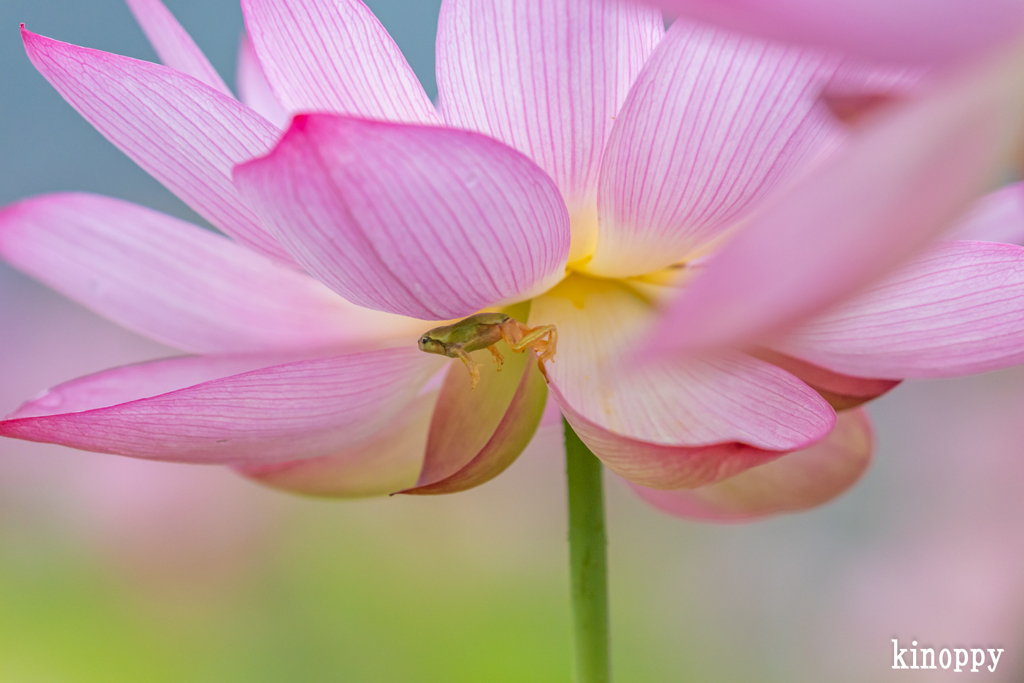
[418,333,448,357]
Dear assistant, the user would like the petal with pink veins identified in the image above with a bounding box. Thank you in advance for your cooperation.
[437,0,663,259]
[22,28,290,263]
[234,114,571,321]
[7,356,279,420]
[631,408,873,521]
[946,182,1024,244]
[241,0,440,125]
[647,40,1024,354]
[529,276,835,458]
[239,392,438,497]
[774,240,1024,379]
[124,0,232,96]
[751,349,899,411]
[404,342,548,495]
[0,349,445,465]
[0,193,424,354]
[236,33,288,129]
[556,386,783,490]
[642,0,1024,67]
[589,20,843,277]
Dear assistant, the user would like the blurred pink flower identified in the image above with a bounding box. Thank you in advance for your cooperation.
[3,0,1024,520]
[632,0,1024,67]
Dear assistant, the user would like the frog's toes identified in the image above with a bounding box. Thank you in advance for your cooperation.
[487,345,504,370]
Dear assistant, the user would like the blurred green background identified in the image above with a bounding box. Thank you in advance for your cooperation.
[2,1,1023,680]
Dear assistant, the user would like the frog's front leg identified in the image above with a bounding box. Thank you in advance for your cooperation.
[498,320,558,379]
[500,321,557,359]
[452,346,481,389]
[487,344,504,370]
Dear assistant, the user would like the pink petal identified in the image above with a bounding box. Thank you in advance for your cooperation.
[239,393,437,497]
[751,349,899,410]
[644,0,1024,67]
[0,349,444,465]
[946,183,1024,244]
[234,114,571,320]
[556,386,782,490]
[631,408,874,522]
[241,0,440,125]
[21,28,289,262]
[774,240,1024,378]
[530,277,835,453]
[818,61,926,126]
[124,0,232,96]
[0,193,424,354]
[236,33,288,130]
[589,20,843,277]
[7,356,278,420]
[647,40,1024,353]
[404,344,549,495]
[437,0,662,257]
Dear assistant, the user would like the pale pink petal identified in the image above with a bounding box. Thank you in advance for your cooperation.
[404,345,548,495]
[647,40,1024,353]
[124,0,232,96]
[631,408,873,521]
[234,115,571,320]
[751,349,899,410]
[946,183,1024,244]
[556,386,782,490]
[530,276,835,452]
[589,20,843,277]
[7,356,278,420]
[236,33,288,129]
[437,0,662,258]
[241,0,439,124]
[0,349,444,465]
[774,241,1024,378]
[239,392,437,497]
[645,0,1024,67]
[0,193,424,354]
[22,28,289,262]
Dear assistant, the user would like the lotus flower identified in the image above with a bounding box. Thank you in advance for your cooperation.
[4,0,1024,521]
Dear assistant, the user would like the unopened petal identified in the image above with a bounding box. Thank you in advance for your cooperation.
[404,344,548,495]
[590,20,842,277]
[631,408,874,521]
[124,0,232,96]
[775,241,1024,378]
[234,114,570,320]
[22,28,289,262]
[0,349,444,465]
[648,39,1024,353]
[0,193,423,354]
[437,0,662,258]
[241,0,439,124]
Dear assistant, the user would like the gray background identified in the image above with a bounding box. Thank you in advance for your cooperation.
[0,0,441,220]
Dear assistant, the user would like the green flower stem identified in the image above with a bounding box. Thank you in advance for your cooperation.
[564,418,610,683]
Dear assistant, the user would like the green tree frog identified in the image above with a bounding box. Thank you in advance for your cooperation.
[417,312,557,389]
